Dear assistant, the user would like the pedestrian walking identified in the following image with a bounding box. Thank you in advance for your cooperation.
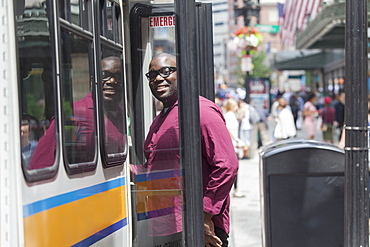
[319,97,336,143]
[289,92,301,130]
[273,98,296,140]
[303,92,318,139]
[255,106,270,147]
[224,99,247,198]
[334,91,345,141]
[237,100,251,157]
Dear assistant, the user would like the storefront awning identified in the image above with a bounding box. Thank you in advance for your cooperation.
[272,50,344,71]
[296,2,345,49]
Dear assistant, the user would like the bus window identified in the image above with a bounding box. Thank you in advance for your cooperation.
[59,0,91,30]
[17,0,58,179]
[60,29,97,171]
[97,1,127,167]
[57,0,97,173]
[99,47,127,166]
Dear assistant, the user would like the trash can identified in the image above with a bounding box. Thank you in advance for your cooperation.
[259,139,345,247]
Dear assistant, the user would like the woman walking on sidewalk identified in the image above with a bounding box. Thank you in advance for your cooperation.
[224,99,247,198]
[303,92,318,139]
[273,98,296,140]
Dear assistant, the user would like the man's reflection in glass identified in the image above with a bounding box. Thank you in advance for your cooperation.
[100,56,125,156]
[28,56,125,169]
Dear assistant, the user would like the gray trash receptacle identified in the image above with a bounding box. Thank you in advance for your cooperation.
[259,139,345,247]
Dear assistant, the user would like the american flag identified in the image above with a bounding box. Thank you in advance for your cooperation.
[278,2,284,26]
[279,0,322,47]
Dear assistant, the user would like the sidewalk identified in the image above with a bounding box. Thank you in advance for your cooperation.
[228,155,262,247]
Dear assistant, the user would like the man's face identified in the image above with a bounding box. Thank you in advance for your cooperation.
[339,93,345,104]
[278,98,287,107]
[148,55,177,108]
[21,124,29,138]
[101,57,123,104]
[21,124,30,147]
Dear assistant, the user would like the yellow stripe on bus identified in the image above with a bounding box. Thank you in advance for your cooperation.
[24,186,127,247]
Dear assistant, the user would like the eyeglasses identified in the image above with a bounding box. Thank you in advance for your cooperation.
[102,70,122,82]
[145,67,177,81]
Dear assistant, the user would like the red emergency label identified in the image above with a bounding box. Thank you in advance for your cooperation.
[149,16,176,27]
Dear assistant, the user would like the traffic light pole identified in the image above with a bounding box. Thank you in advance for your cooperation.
[234,0,260,103]
[344,0,369,246]
[234,0,261,26]
[175,0,205,246]
[243,52,251,103]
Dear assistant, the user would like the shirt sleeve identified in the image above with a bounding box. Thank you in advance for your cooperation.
[200,103,238,215]
[28,118,56,170]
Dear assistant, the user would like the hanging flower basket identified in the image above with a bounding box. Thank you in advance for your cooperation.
[228,26,263,56]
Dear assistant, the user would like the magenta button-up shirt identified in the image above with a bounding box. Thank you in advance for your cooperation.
[199,97,238,235]
[143,96,238,235]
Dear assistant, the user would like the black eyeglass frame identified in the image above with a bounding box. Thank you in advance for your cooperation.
[145,66,177,81]
[101,70,123,82]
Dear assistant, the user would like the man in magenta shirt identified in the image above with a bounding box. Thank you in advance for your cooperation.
[144,53,238,246]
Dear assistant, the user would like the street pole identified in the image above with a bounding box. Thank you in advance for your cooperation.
[244,52,251,103]
[234,0,260,103]
[344,0,369,246]
[175,0,205,246]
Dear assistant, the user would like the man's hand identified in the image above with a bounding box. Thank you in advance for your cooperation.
[204,212,222,247]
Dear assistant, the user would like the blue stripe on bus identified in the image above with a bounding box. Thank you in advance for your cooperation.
[71,218,127,247]
[135,169,183,183]
[137,206,176,221]
[23,177,126,217]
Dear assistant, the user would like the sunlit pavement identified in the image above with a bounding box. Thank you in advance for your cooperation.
[229,155,262,247]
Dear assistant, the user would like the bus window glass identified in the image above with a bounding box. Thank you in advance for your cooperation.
[58,0,65,20]
[100,0,107,37]
[70,0,80,26]
[100,1,122,44]
[59,0,91,31]
[16,0,57,172]
[100,47,127,166]
[106,1,113,40]
[60,29,96,167]
[148,15,176,55]
[114,4,122,44]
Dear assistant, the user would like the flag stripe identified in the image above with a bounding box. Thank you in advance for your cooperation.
[297,0,309,31]
[279,0,322,46]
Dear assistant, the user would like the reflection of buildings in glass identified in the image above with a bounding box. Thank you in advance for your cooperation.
[17,2,54,120]
[17,4,50,41]
[151,23,176,55]
[70,1,80,26]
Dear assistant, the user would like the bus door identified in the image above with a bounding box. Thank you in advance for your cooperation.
[128,3,181,246]
[127,1,216,246]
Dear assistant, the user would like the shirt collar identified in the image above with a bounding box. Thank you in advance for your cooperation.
[160,100,178,117]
